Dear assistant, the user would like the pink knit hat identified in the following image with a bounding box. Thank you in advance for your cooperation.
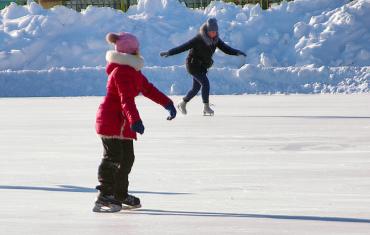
[106,32,139,54]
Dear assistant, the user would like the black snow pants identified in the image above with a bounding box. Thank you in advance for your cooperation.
[96,138,135,201]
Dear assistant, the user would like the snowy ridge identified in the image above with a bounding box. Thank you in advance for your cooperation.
[0,65,368,96]
[0,0,369,96]
[294,0,370,66]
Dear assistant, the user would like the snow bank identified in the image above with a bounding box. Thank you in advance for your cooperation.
[294,0,370,66]
[0,0,369,96]
[1,65,368,97]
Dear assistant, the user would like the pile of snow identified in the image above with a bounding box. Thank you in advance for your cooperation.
[1,65,368,96]
[0,0,369,96]
[294,0,370,66]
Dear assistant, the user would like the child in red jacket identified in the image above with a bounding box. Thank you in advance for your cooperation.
[93,32,176,213]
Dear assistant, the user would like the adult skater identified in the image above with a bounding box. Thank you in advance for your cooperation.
[94,32,177,213]
[160,18,246,116]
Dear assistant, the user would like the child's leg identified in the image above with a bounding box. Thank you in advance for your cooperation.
[96,138,124,196]
[114,139,135,201]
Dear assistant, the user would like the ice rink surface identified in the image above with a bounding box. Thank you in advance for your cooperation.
[0,95,369,234]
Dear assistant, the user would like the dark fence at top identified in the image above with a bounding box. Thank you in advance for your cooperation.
[63,0,124,12]
[0,0,26,9]
[119,0,293,11]
[180,0,293,9]
[0,0,293,11]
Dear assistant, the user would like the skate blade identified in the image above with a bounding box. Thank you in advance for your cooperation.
[203,112,214,116]
[92,203,122,213]
[122,204,142,210]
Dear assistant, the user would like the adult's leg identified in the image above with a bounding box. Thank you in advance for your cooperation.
[193,73,210,104]
[183,77,201,103]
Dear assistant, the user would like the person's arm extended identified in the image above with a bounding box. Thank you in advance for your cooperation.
[161,37,198,57]
[217,39,246,56]
[140,73,172,107]
[113,70,141,127]
[139,73,177,120]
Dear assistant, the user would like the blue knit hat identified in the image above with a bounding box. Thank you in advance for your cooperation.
[206,18,218,32]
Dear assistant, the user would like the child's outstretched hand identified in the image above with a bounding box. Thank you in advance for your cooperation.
[131,120,145,134]
[165,103,177,121]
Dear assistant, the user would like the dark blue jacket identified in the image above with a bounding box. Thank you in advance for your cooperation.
[168,34,240,75]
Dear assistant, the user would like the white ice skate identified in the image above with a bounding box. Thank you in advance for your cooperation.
[203,103,214,116]
[177,100,187,115]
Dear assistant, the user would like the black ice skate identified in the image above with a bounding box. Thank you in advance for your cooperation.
[93,194,122,213]
[121,194,141,209]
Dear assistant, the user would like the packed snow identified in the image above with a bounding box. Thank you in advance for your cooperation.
[0,95,369,234]
[0,0,369,96]
[0,65,368,96]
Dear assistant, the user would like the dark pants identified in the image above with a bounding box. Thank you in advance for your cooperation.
[96,138,135,201]
[183,72,210,103]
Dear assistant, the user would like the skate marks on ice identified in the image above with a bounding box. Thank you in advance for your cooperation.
[2,183,369,223]
[229,115,370,120]
[0,185,191,195]
[0,185,96,193]
[127,209,370,224]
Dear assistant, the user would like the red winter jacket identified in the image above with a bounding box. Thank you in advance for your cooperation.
[96,51,172,140]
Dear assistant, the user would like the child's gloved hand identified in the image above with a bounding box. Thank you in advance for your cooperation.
[165,103,177,120]
[131,120,145,134]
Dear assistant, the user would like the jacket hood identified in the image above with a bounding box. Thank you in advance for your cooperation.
[199,23,219,46]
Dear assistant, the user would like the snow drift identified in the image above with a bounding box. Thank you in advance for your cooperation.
[0,0,369,96]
